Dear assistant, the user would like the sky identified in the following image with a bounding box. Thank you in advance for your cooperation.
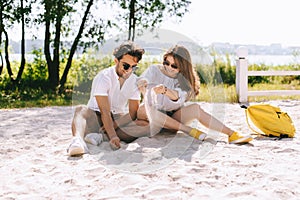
[9,0,300,47]
[161,0,300,47]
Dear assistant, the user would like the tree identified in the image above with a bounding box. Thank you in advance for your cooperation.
[0,0,31,82]
[110,0,191,41]
[38,0,108,91]
[0,0,14,78]
[15,0,31,82]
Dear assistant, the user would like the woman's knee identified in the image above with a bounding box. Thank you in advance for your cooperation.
[190,103,203,112]
[188,103,205,118]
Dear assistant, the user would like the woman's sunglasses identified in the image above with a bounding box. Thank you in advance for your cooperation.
[122,62,138,71]
[163,60,178,69]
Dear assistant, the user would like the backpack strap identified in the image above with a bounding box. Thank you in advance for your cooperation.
[244,109,264,136]
[241,104,262,136]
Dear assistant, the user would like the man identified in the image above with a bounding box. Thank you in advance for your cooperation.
[68,41,148,156]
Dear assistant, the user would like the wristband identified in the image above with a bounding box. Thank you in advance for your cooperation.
[162,86,167,94]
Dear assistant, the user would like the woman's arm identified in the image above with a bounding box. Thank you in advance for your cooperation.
[153,84,179,101]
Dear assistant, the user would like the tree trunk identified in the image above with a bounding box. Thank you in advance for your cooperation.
[59,0,94,93]
[3,28,14,81]
[44,1,53,86]
[16,0,26,82]
[128,0,135,41]
[44,1,60,90]
[0,4,3,75]
[132,10,136,41]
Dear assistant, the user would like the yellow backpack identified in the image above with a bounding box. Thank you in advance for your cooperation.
[242,104,296,138]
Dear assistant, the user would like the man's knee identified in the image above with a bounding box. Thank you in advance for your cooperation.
[75,105,88,114]
[74,105,93,118]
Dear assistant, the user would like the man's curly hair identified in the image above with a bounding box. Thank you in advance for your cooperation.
[113,41,145,62]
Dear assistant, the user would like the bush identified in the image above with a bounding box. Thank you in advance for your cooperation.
[1,50,300,108]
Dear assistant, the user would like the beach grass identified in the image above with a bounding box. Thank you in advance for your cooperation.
[1,53,299,109]
[194,83,300,103]
[1,83,299,109]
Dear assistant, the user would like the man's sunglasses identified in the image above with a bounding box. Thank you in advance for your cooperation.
[163,60,178,69]
[122,62,138,71]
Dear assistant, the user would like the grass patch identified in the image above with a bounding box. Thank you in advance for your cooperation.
[248,83,300,102]
[194,84,238,103]
[2,83,299,109]
[193,83,300,103]
[0,89,72,109]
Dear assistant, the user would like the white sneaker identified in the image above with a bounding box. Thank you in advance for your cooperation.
[67,137,88,156]
[84,133,103,146]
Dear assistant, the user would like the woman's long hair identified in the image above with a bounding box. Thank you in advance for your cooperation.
[163,45,200,100]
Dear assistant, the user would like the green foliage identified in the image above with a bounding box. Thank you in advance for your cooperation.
[248,64,270,85]
[196,54,300,87]
[0,50,71,108]
[23,49,48,82]
[67,52,115,105]
[196,54,235,85]
[110,0,191,40]
[1,51,300,108]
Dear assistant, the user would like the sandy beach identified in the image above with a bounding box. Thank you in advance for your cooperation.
[1,100,299,199]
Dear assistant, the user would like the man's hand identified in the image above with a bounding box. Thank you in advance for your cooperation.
[110,136,121,150]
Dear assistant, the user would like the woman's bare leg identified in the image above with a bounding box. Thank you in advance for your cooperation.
[171,103,234,136]
[137,104,193,134]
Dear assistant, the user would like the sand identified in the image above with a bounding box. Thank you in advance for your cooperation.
[1,100,300,199]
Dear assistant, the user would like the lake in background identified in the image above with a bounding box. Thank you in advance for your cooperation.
[8,53,300,66]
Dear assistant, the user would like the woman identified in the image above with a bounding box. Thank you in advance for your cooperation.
[137,45,252,144]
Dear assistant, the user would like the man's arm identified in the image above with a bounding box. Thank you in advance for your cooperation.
[128,99,139,120]
[95,95,120,148]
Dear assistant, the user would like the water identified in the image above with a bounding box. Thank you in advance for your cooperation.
[7,53,300,66]
[135,54,300,66]
[246,55,300,65]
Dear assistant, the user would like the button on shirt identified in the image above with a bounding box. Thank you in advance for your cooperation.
[87,66,141,114]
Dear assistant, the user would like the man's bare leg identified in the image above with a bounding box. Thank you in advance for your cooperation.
[68,105,100,156]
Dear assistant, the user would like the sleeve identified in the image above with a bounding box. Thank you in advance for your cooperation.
[130,75,141,100]
[130,88,141,100]
[158,88,188,111]
[139,65,157,83]
[92,73,111,96]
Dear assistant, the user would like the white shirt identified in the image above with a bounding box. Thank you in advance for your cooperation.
[139,64,187,111]
[87,66,141,114]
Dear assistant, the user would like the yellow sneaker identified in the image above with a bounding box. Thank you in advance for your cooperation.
[189,128,207,141]
[229,132,253,144]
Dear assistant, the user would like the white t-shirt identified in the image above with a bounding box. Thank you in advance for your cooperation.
[139,64,187,111]
[87,66,141,114]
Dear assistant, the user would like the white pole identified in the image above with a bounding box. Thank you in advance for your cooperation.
[236,46,248,103]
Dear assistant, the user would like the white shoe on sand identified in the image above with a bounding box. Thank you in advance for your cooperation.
[84,133,103,146]
[67,137,88,156]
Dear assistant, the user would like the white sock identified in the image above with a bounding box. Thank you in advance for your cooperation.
[84,133,103,146]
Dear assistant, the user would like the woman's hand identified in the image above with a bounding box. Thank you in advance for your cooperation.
[137,78,148,95]
[153,84,166,94]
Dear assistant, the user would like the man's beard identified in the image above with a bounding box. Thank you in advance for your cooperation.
[117,63,132,80]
